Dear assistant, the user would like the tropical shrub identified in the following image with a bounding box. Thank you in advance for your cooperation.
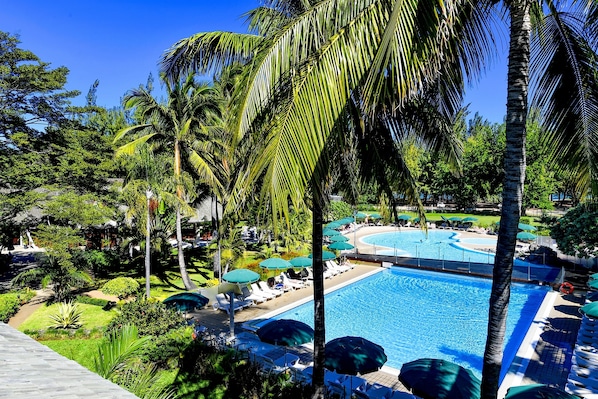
[0,293,20,323]
[101,277,139,300]
[48,301,83,329]
[105,299,186,337]
[140,325,194,369]
[174,341,315,398]
[75,295,110,307]
[551,204,598,258]
[73,249,121,277]
[0,289,35,322]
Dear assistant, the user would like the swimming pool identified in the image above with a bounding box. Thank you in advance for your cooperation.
[273,267,548,381]
[362,230,520,264]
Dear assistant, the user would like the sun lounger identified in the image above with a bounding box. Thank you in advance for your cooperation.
[324,263,339,276]
[240,285,267,304]
[280,272,305,289]
[353,383,393,399]
[213,293,249,313]
[250,282,276,300]
[565,382,598,398]
[328,375,368,399]
[292,365,313,384]
[255,352,301,373]
[257,281,283,297]
[327,260,350,273]
[568,372,598,391]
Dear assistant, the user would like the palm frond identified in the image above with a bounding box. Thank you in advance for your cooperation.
[530,7,598,195]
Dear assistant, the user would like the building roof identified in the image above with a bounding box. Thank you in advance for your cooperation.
[0,322,138,399]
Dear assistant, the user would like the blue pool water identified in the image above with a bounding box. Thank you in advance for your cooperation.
[274,267,548,381]
[362,230,524,265]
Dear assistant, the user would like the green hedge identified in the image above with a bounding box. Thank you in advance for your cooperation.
[101,277,139,299]
[0,289,36,323]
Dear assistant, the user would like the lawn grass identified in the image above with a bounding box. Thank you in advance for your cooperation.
[18,302,118,332]
[41,337,102,371]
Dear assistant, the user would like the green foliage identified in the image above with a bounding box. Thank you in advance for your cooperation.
[0,292,20,322]
[140,326,194,369]
[94,324,150,379]
[12,228,92,302]
[48,301,83,329]
[43,191,115,228]
[175,341,314,399]
[328,201,353,221]
[94,323,177,398]
[0,289,35,323]
[73,249,122,277]
[551,203,598,258]
[101,277,140,300]
[106,299,186,337]
[75,295,111,307]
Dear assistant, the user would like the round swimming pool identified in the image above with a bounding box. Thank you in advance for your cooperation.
[360,230,497,263]
[274,267,548,381]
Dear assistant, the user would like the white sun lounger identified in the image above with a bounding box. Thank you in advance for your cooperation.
[254,352,301,373]
[240,285,267,304]
[250,282,276,300]
[280,272,305,289]
[257,281,284,297]
[327,260,350,273]
[328,375,368,399]
[213,293,251,314]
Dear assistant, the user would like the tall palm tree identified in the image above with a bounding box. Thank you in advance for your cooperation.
[162,1,598,397]
[115,74,222,290]
[162,3,462,397]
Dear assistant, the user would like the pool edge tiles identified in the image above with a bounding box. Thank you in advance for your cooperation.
[497,290,558,398]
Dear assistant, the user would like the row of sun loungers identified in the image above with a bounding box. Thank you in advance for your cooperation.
[213,260,355,314]
[567,313,598,397]
[231,332,415,399]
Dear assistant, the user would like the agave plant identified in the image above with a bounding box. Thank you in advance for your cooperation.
[48,301,83,329]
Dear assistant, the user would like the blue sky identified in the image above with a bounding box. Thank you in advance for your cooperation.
[4,1,507,123]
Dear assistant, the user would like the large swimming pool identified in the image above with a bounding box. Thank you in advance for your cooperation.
[273,267,548,381]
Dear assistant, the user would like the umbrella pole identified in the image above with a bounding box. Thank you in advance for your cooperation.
[229,291,235,337]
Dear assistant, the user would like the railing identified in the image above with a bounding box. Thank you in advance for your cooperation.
[346,253,560,284]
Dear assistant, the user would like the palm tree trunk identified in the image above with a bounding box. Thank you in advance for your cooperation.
[312,183,326,398]
[481,2,530,398]
[174,139,196,291]
[176,208,196,290]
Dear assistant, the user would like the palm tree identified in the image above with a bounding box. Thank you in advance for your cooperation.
[162,3,461,396]
[161,1,598,397]
[114,74,222,290]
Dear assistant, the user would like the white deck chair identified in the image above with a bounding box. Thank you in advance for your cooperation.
[250,282,275,300]
[257,281,284,297]
[255,352,301,373]
[328,260,350,273]
[280,272,305,290]
[213,293,247,314]
[323,262,339,276]
[240,285,266,304]
[328,375,367,399]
